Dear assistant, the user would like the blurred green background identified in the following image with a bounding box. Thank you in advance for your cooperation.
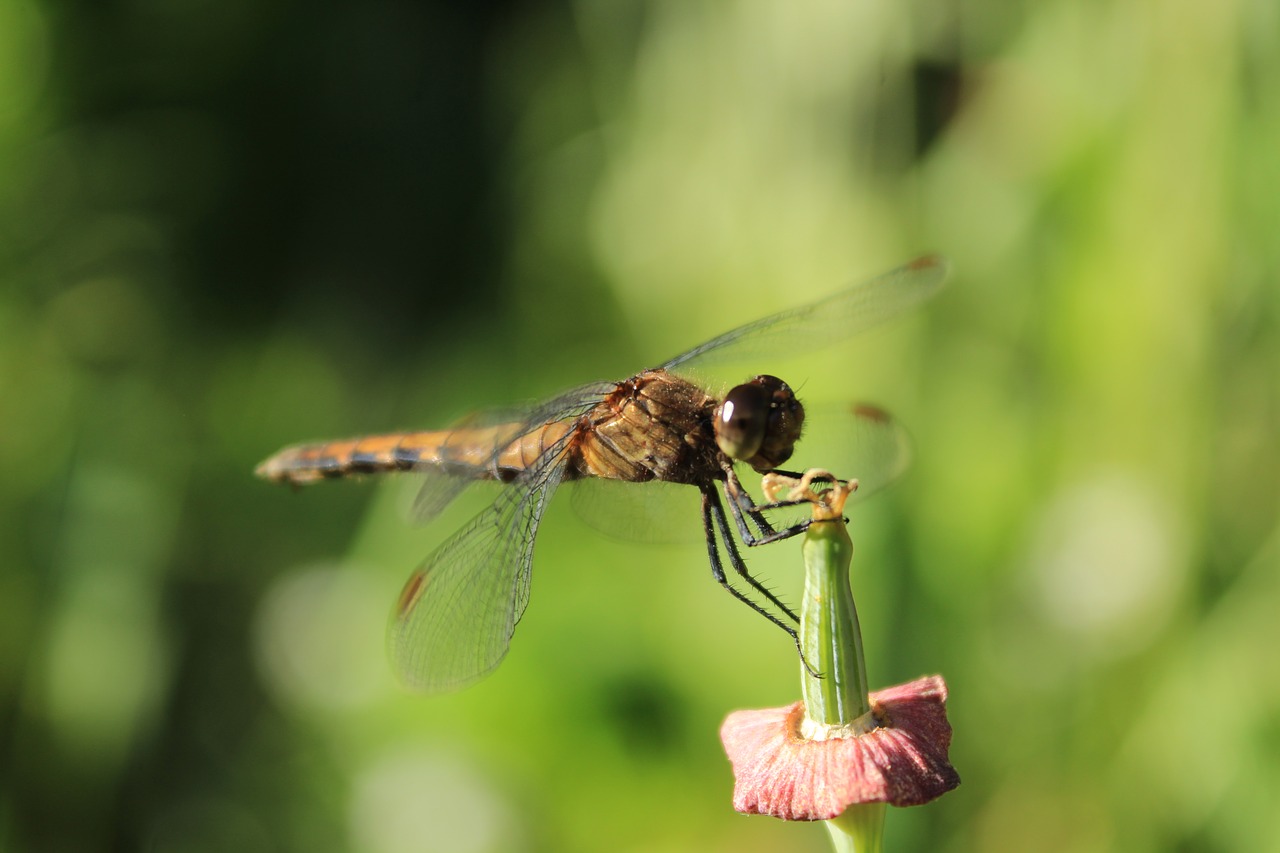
[3,0,1278,851]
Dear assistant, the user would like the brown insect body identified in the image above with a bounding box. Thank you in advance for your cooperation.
[255,369,730,489]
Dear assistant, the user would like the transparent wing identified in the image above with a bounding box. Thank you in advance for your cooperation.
[411,474,479,526]
[811,403,914,504]
[389,434,574,693]
[568,478,703,545]
[407,381,616,526]
[661,255,948,375]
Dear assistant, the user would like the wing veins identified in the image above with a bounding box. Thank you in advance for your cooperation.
[391,424,577,692]
[661,255,948,373]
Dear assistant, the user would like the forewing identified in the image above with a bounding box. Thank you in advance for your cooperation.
[829,403,914,504]
[661,255,948,375]
[739,404,911,534]
[389,437,573,692]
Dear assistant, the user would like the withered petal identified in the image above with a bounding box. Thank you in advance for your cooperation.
[720,675,959,820]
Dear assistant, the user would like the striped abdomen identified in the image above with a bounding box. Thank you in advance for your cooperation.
[255,421,575,486]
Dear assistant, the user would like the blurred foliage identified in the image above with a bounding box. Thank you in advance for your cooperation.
[2,0,1278,851]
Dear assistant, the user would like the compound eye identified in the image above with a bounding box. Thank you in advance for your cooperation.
[715,383,768,461]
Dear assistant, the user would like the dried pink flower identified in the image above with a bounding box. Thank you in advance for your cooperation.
[720,675,959,820]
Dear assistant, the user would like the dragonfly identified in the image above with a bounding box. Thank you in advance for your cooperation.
[257,255,948,691]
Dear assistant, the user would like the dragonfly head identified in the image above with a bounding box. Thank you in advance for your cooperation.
[715,375,805,473]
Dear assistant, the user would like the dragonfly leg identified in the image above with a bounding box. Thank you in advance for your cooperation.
[701,486,800,625]
[701,487,821,678]
[721,466,816,547]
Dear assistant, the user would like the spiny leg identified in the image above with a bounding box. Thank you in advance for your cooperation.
[700,487,821,678]
[700,487,799,626]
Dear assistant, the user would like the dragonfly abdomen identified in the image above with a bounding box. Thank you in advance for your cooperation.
[254,432,448,484]
[255,421,578,486]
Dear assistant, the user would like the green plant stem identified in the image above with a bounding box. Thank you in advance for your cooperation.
[799,516,870,727]
[824,803,886,852]
[799,508,883,853]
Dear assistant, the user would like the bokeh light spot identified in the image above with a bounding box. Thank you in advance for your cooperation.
[254,563,392,711]
[1027,473,1183,658]
[349,748,522,853]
